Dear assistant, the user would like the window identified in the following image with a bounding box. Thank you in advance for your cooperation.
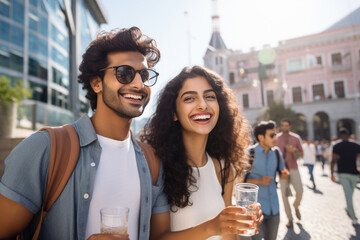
[312,84,325,101]
[51,24,69,51]
[29,81,47,103]
[229,72,235,85]
[11,24,24,47]
[219,57,223,64]
[237,61,245,68]
[51,89,69,109]
[51,47,69,70]
[12,0,24,24]
[242,94,249,109]
[292,87,302,103]
[266,90,274,105]
[331,53,342,66]
[215,57,218,65]
[29,56,47,80]
[0,0,10,17]
[0,44,23,72]
[0,19,10,42]
[29,33,48,57]
[287,59,303,72]
[52,67,69,88]
[334,81,345,98]
[316,56,322,65]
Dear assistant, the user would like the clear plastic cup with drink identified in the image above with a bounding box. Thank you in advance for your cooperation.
[100,207,129,235]
[235,183,259,236]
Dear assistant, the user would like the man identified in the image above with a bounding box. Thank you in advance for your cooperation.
[331,128,360,226]
[0,27,170,240]
[275,119,303,228]
[302,138,317,189]
[246,121,288,240]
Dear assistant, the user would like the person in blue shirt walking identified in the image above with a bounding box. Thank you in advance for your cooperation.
[245,121,288,240]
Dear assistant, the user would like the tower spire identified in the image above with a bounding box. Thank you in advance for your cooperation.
[208,0,227,50]
[212,0,220,33]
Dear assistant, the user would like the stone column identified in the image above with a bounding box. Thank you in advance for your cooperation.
[330,119,337,139]
[307,121,314,140]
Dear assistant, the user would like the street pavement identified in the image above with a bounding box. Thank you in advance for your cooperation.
[276,160,360,240]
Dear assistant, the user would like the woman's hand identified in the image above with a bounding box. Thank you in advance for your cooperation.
[251,202,263,233]
[87,233,129,240]
[206,206,260,236]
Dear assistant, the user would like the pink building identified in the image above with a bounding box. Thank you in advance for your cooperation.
[204,6,360,141]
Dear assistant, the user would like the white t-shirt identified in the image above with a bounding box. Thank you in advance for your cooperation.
[302,143,316,165]
[85,135,140,240]
[170,153,224,240]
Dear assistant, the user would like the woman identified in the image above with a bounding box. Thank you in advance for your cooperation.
[142,66,262,239]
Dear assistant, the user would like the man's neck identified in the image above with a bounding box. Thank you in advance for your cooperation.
[259,142,270,153]
[91,108,132,141]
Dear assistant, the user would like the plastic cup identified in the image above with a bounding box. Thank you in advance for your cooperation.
[100,207,129,235]
[235,183,259,236]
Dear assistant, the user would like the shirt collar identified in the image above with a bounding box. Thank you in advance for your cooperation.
[73,114,142,151]
[254,143,275,153]
[72,114,98,147]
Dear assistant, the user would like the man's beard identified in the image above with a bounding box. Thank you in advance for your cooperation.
[102,82,149,119]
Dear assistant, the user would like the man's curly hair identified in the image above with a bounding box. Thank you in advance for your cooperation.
[141,66,250,209]
[78,27,160,111]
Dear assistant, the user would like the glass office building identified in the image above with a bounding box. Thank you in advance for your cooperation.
[0,0,107,128]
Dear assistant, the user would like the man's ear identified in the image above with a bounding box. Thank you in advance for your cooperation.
[90,76,102,93]
[258,134,264,142]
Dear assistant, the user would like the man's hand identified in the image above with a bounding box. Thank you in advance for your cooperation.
[87,234,129,240]
[331,174,336,182]
[261,176,273,185]
[285,145,295,153]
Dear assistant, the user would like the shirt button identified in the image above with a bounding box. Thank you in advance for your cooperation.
[84,193,89,199]
[90,162,96,167]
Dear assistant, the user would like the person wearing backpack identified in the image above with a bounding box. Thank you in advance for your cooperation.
[0,27,169,240]
[0,28,261,240]
[245,121,288,240]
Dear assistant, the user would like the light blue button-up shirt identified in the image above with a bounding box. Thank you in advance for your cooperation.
[247,143,285,216]
[0,115,169,240]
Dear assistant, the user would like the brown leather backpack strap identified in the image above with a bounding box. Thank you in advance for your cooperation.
[137,141,160,185]
[32,124,80,240]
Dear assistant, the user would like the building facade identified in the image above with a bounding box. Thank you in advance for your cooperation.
[0,0,106,128]
[204,7,360,141]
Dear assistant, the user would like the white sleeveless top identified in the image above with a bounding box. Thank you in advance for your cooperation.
[170,153,225,240]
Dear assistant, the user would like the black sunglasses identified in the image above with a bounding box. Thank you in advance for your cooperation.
[269,133,276,138]
[100,65,159,87]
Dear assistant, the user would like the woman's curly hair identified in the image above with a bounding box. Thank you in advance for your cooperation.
[141,66,250,209]
[78,27,160,111]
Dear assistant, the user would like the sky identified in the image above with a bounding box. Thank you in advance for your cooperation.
[100,0,360,119]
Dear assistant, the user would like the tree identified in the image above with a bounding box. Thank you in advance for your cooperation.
[256,102,305,137]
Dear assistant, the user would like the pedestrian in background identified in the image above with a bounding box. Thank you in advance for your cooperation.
[331,128,360,226]
[302,138,317,189]
[315,140,326,173]
[275,119,304,228]
[245,121,288,240]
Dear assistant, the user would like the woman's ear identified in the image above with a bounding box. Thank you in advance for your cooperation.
[90,76,102,93]
[173,112,178,121]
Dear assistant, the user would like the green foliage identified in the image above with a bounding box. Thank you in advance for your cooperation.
[256,102,303,134]
[0,76,31,103]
